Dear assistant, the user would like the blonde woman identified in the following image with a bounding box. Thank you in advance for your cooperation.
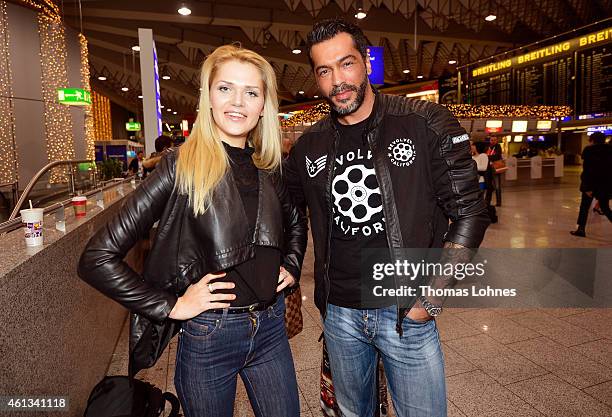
[78,45,306,417]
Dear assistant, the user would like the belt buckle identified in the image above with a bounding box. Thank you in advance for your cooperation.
[248,304,256,312]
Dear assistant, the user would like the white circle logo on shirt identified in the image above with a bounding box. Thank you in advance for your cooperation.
[333,164,383,224]
[388,138,416,167]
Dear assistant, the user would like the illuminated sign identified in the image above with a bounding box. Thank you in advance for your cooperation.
[125,122,141,131]
[57,88,91,105]
[514,135,524,142]
[537,120,552,130]
[512,120,528,132]
[367,46,384,85]
[485,120,503,133]
[472,27,612,78]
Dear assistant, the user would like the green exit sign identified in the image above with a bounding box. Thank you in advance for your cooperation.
[126,122,142,131]
[57,88,91,105]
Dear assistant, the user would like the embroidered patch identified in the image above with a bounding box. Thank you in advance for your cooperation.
[387,138,416,167]
[305,155,327,178]
[451,134,470,145]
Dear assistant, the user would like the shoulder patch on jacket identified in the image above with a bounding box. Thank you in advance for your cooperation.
[451,134,470,145]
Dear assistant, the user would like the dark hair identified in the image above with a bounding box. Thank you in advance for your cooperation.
[590,131,605,145]
[155,135,172,153]
[474,141,488,154]
[306,18,368,67]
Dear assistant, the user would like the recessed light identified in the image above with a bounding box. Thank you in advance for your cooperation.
[138,95,143,99]
[448,59,457,65]
[121,87,129,91]
[162,75,171,80]
[167,108,172,112]
[132,45,140,52]
[402,69,410,74]
[417,75,423,79]
[97,76,106,81]
[173,111,177,115]
[298,90,304,94]
[314,95,319,98]
[160,105,164,108]
[291,48,301,54]
[355,9,367,19]
[178,6,191,16]
[485,14,496,21]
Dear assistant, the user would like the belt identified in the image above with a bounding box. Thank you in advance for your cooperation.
[207,294,279,315]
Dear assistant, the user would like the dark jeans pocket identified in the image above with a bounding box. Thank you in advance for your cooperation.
[182,316,221,340]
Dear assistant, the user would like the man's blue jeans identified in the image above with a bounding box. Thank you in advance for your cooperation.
[324,303,447,417]
[174,294,299,417]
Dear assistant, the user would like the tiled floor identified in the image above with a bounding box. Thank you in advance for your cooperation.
[108,171,612,416]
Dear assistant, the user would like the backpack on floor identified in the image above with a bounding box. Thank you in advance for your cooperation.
[83,375,180,417]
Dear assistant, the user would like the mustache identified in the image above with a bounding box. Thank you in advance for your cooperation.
[330,83,358,97]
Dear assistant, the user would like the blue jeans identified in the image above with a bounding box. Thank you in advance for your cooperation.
[323,303,447,417]
[174,294,299,417]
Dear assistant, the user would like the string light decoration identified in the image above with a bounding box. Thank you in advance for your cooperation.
[444,104,572,119]
[281,102,573,127]
[79,33,95,160]
[38,12,75,183]
[0,0,18,184]
[91,91,112,140]
[12,0,59,21]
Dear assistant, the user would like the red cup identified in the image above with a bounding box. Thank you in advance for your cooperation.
[72,196,87,217]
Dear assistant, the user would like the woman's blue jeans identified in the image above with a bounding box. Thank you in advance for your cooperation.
[175,294,299,417]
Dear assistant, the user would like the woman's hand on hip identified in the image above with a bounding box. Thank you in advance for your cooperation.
[168,272,235,320]
[276,266,296,292]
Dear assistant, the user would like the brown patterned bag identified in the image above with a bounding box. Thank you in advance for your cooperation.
[284,286,303,339]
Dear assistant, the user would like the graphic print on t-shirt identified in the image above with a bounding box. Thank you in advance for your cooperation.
[332,148,385,237]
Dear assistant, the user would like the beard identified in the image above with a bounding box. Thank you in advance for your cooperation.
[326,75,369,116]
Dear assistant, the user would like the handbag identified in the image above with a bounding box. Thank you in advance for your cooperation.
[284,286,304,339]
[491,159,508,174]
[84,376,180,417]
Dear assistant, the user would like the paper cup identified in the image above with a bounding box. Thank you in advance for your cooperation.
[72,196,87,218]
[20,208,44,247]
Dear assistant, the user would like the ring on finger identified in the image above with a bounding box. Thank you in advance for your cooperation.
[208,283,214,293]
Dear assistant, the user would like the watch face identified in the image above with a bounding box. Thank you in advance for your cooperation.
[430,307,442,317]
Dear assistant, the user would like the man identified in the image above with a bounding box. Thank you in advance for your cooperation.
[284,18,489,417]
[128,151,144,177]
[570,132,612,237]
[142,135,173,173]
[486,136,503,206]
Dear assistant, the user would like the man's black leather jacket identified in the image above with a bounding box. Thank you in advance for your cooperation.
[78,150,307,373]
[284,92,490,329]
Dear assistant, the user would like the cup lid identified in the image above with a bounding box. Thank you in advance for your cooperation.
[72,196,87,201]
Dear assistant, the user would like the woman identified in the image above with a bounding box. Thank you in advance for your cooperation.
[78,45,307,417]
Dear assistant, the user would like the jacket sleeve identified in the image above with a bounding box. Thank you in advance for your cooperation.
[429,107,490,248]
[580,146,593,193]
[273,169,308,283]
[77,153,178,323]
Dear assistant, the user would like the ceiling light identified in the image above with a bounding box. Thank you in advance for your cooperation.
[292,48,301,54]
[298,90,304,94]
[97,76,106,81]
[162,75,171,80]
[121,87,129,91]
[138,95,143,99]
[485,14,496,21]
[132,45,140,52]
[417,75,423,79]
[354,9,367,19]
[314,95,319,98]
[160,105,164,108]
[178,5,191,16]
[402,69,410,74]
[167,108,172,112]
[448,59,457,65]
[173,111,177,115]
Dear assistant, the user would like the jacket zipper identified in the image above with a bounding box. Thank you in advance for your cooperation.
[322,129,340,320]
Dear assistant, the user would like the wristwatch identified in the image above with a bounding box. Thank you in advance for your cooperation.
[418,296,442,317]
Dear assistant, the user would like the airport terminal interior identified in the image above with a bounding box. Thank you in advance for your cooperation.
[0,1,611,416]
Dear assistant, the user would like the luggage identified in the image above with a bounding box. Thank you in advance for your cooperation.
[83,375,180,417]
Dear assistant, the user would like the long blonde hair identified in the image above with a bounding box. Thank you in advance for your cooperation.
[176,44,282,216]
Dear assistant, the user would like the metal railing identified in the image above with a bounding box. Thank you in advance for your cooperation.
[0,177,133,235]
[9,160,97,221]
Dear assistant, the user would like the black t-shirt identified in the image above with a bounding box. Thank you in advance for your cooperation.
[328,117,390,308]
[219,142,281,306]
